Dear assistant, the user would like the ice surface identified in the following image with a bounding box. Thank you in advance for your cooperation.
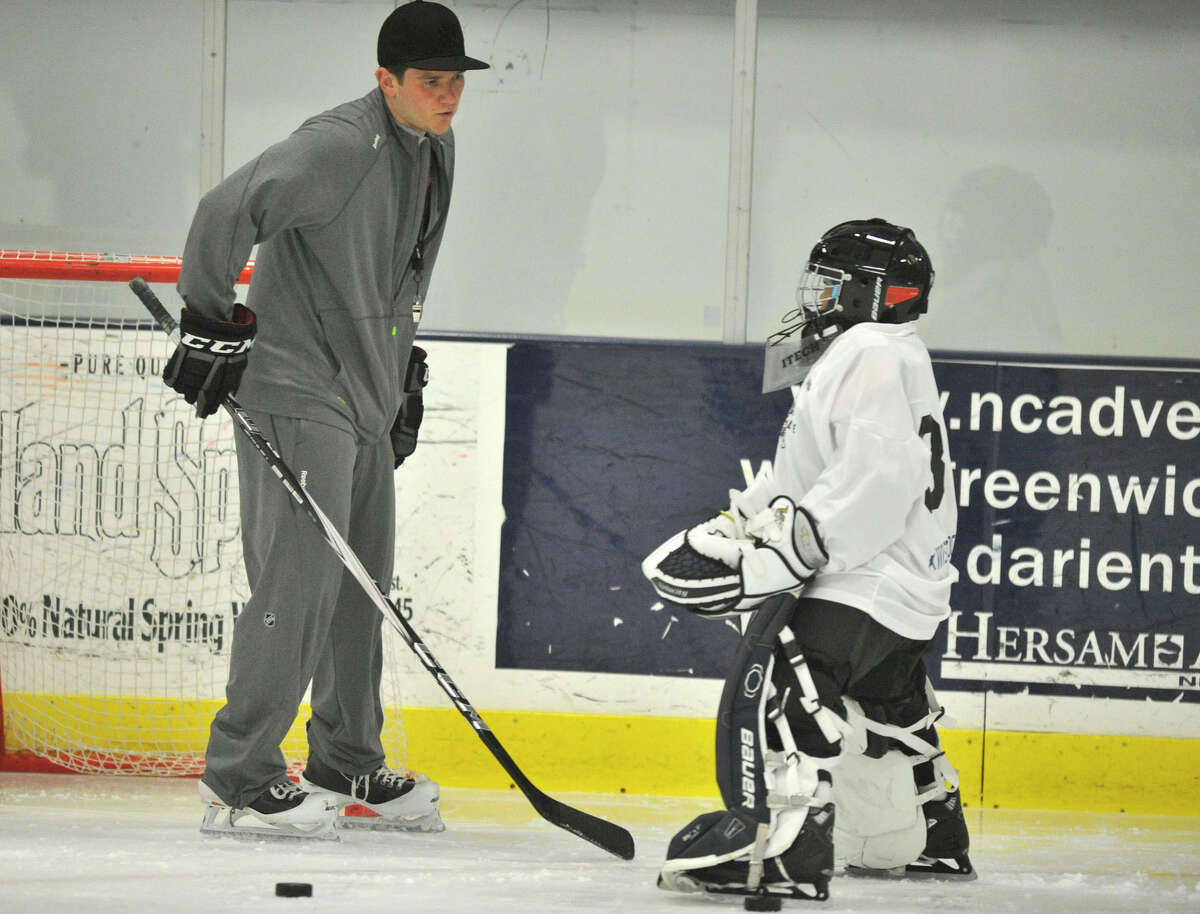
[1,772,1197,913]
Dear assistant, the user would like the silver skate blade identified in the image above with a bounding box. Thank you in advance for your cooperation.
[904,855,978,879]
[847,856,977,881]
[658,871,829,902]
[200,804,340,842]
[700,882,830,903]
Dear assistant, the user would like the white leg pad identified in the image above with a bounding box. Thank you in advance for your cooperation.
[832,750,925,870]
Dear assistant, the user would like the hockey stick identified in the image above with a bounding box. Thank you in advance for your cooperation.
[129,278,635,861]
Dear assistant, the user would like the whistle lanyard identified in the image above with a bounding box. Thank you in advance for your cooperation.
[409,151,434,325]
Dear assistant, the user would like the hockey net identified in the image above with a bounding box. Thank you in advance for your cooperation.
[0,250,409,777]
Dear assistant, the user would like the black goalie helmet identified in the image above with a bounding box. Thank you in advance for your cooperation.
[762,218,934,393]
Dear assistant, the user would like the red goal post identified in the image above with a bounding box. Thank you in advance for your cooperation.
[0,249,253,285]
[0,249,412,778]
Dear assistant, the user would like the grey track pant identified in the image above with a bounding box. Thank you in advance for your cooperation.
[202,411,395,809]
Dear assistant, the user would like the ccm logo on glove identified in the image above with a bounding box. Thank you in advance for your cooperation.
[179,331,255,355]
[162,304,256,419]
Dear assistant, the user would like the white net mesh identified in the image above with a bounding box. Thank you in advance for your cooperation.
[0,255,408,775]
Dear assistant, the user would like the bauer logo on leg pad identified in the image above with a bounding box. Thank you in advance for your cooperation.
[740,727,759,807]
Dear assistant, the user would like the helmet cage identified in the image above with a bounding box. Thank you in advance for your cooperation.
[761,262,850,394]
[796,261,850,323]
[762,219,931,394]
[764,264,846,351]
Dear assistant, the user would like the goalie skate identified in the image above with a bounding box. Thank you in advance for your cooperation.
[846,855,975,881]
[300,757,444,832]
[658,796,835,904]
[199,778,338,841]
[901,853,976,878]
[846,787,975,880]
[909,786,976,878]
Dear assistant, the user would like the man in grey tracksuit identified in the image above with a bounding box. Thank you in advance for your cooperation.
[163,2,489,835]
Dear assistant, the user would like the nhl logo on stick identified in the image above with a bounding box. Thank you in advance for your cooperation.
[263,612,276,628]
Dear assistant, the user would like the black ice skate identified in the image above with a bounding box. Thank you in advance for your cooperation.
[657,796,834,903]
[905,787,975,878]
[300,755,443,832]
[199,777,338,840]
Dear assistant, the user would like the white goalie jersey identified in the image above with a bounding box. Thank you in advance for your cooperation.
[771,321,958,641]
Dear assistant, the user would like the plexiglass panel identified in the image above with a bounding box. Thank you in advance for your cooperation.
[747,1,1200,359]
[225,0,735,339]
[0,0,206,255]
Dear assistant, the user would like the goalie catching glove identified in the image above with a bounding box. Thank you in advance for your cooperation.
[391,346,428,468]
[163,304,257,418]
[642,495,829,616]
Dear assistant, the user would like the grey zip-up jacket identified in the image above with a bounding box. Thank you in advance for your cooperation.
[177,88,453,441]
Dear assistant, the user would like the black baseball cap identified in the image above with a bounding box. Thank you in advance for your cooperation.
[378,2,490,72]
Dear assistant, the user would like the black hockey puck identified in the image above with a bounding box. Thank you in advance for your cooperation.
[275,882,313,898]
[744,894,782,911]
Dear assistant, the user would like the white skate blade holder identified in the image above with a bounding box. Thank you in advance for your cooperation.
[336,802,445,833]
[299,769,445,833]
[200,800,340,842]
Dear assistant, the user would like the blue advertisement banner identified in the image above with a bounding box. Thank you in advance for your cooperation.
[498,341,785,677]
[498,341,1200,703]
[930,359,1200,700]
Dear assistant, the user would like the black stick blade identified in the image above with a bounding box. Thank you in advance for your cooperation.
[481,731,635,860]
[536,795,636,861]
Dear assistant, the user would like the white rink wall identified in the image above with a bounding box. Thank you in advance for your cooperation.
[1,333,1196,742]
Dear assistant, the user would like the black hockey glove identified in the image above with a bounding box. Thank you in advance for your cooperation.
[162,304,257,419]
[391,346,429,468]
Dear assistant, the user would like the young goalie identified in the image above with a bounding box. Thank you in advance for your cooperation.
[643,219,974,903]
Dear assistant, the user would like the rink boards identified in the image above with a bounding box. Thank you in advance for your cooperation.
[1,331,1197,813]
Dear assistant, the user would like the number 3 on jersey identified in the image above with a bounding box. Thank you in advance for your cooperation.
[918,414,946,511]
